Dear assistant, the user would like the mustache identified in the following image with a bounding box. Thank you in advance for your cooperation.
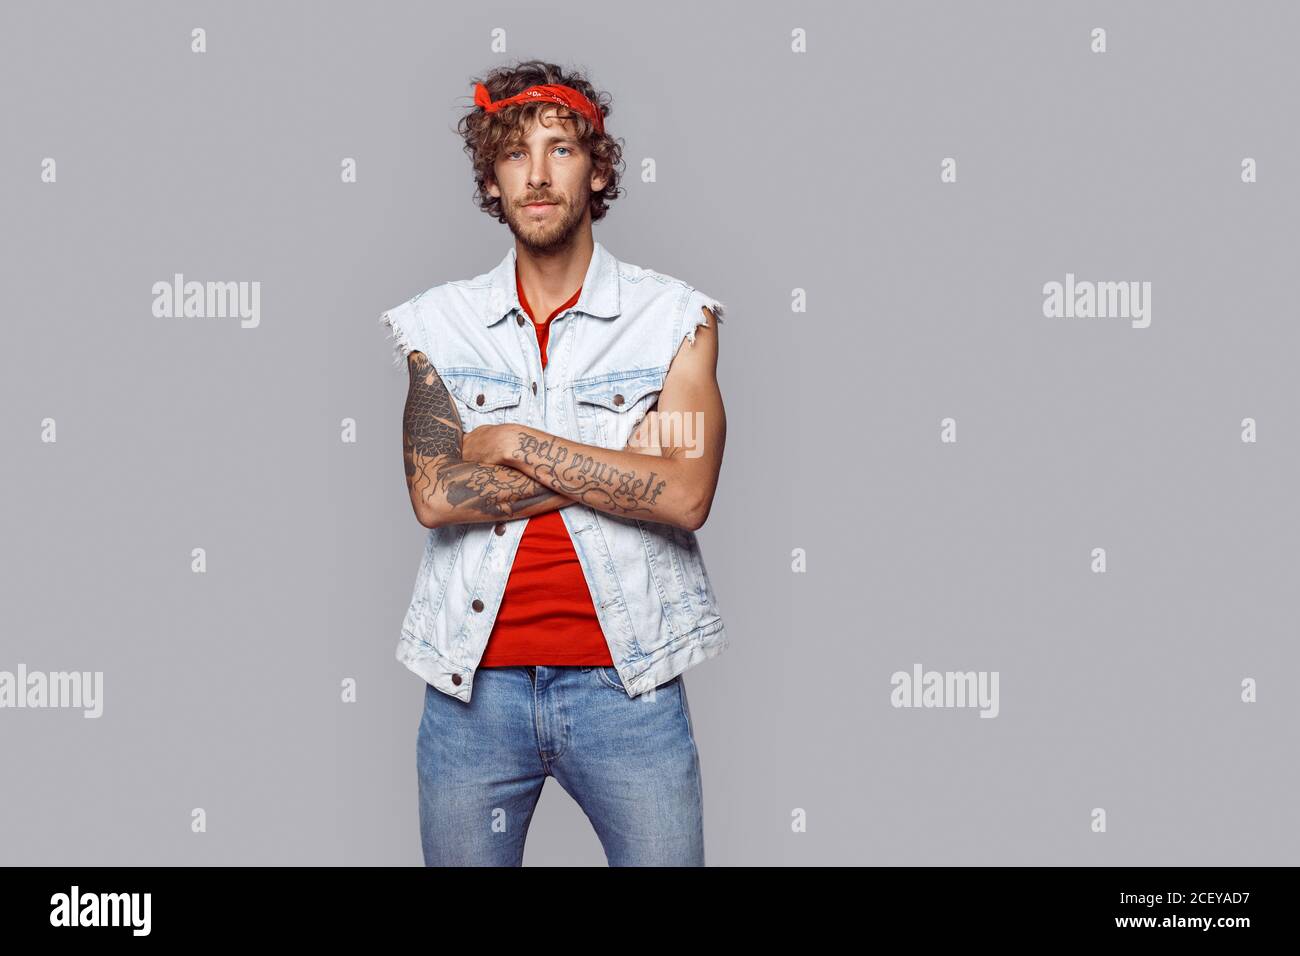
[519,196,560,206]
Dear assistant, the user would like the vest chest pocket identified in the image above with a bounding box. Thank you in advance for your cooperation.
[439,370,525,431]
[571,369,665,449]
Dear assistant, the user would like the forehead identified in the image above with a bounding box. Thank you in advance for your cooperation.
[508,107,582,143]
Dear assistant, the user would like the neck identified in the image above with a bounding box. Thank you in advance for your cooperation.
[515,231,591,321]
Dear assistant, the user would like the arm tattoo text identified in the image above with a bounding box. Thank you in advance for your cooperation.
[502,430,668,517]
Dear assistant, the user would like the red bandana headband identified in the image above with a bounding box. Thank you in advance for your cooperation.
[473,82,605,135]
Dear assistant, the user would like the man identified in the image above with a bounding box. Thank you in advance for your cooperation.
[379,60,729,866]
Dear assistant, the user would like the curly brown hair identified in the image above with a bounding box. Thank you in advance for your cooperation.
[457,60,625,224]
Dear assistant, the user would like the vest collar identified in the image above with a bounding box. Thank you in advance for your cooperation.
[484,239,621,326]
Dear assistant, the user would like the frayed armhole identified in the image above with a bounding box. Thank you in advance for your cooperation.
[680,289,726,349]
[379,300,421,371]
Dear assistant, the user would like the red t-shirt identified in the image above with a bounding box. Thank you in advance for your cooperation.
[476,269,615,667]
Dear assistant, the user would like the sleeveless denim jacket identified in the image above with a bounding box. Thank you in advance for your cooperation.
[379,240,729,702]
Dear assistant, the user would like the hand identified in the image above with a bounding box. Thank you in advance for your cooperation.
[625,411,666,457]
[461,423,501,466]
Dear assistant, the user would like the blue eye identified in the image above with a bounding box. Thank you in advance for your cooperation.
[505,146,572,160]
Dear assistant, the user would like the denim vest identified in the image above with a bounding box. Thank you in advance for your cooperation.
[380,240,729,702]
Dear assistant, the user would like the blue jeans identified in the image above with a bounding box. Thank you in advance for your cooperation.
[416,664,704,866]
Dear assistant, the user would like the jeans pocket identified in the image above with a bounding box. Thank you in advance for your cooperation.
[594,665,626,692]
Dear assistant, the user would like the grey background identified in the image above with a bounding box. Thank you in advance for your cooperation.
[2,0,1296,865]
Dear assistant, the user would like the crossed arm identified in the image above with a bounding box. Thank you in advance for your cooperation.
[402,349,569,528]
[402,307,725,532]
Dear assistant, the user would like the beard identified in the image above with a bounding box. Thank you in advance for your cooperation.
[502,185,589,257]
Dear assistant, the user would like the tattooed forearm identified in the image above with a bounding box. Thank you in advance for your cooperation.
[499,428,679,520]
[402,352,570,525]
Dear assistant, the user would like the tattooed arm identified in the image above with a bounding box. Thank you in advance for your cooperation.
[402,350,579,529]
[471,308,726,531]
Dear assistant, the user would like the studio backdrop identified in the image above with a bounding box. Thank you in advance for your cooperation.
[2,0,1296,865]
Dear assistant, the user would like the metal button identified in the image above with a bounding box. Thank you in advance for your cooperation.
[516,314,525,326]
[531,382,537,395]
[451,674,462,686]
[472,598,484,612]
[475,393,485,406]
[613,393,624,406]
[494,522,506,535]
